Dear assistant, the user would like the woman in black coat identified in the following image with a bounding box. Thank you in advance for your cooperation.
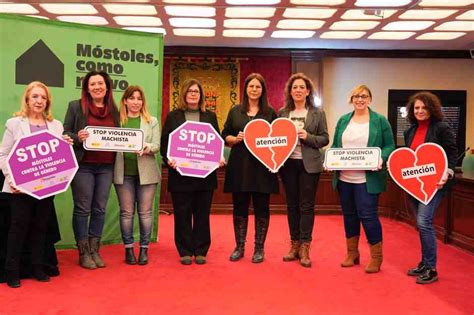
[403,91,457,284]
[160,78,221,265]
[222,73,279,263]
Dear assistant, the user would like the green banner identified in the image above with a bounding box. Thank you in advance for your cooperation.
[0,14,164,248]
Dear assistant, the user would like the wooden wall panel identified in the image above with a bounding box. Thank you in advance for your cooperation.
[160,169,474,254]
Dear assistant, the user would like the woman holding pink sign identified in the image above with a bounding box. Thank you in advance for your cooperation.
[63,70,120,270]
[160,78,221,265]
[332,84,395,274]
[222,73,279,264]
[279,73,329,268]
[0,81,66,288]
[114,86,160,266]
[404,91,457,284]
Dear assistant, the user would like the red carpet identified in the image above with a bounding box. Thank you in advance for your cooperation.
[1,214,473,314]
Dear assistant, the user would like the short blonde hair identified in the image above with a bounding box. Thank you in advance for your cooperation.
[177,79,206,112]
[119,85,152,126]
[348,84,372,104]
[15,81,53,121]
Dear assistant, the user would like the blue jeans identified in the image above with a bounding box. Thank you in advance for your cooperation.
[409,190,445,269]
[71,163,114,242]
[114,176,156,248]
[338,181,382,245]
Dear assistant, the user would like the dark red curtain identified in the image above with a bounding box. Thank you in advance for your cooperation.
[161,55,291,123]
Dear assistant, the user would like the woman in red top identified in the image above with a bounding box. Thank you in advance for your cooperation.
[64,71,119,270]
[403,91,457,284]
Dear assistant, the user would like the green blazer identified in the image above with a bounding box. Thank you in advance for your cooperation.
[331,107,395,194]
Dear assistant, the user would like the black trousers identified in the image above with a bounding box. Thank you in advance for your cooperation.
[171,191,213,257]
[5,194,53,271]
[232,192,270,219]
[280,159,320,242]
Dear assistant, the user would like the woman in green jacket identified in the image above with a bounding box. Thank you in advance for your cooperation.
[332,84,395,273]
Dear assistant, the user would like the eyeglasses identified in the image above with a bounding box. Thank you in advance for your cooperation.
[352,94,370,100]
[187,89,200,95]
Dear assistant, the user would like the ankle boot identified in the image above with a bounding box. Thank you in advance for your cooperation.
[6,269,20,288]
[230,216,248,262]
[125,248,136,265]
[283,240,301,262]
[89,237,105,268]
[365,242,383,273]
[32,265,50,282]
[299,242,312,268]
[77,239,96,270]
[252,217,269,263]
[416,267,438,284]
[341,236,360,267]
[138,248,148,265]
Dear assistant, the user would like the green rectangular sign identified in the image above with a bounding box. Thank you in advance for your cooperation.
[0,13,164,248]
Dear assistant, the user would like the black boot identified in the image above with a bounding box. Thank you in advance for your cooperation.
[32,265,50,282]
[407,261,426,276]
[6,269,20,288]
[252,217,269,263]
[138,247,148,265]
[416,267,438,284]
[125,248,136,265]
[229,216,248,262]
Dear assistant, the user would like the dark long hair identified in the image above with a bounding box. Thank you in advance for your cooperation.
[80,70,117,115]
[241,73,270,115]
[283,72,316,111]
[406,91,444,125]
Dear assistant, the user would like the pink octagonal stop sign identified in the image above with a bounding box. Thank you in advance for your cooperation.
[7,130,78,199]
[167,121,223,178]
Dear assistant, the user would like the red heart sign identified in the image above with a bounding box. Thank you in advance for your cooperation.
[387,142,447,205]
[244,118,298,173]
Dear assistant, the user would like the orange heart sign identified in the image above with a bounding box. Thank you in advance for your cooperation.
[244,118,298,173]
[387,143,447,205]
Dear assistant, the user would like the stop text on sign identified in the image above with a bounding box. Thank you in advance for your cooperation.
[178,129,216,144]
[15,139,60,162]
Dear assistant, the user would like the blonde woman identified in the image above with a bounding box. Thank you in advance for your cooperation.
[0,82,69,288]
[332,85,395,273]
[114,86,160,265]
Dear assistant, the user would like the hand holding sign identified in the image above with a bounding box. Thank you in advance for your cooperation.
[6,130,78,199]
[387,143,447,205]
[167,121,224,178]
[83,126,144,152]
[324,148,382,171]
[243,118,298,173]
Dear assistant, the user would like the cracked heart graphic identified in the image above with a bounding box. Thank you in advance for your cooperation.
[243,118,298,173]
[387,143,447,205]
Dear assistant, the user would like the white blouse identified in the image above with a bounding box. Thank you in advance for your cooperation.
[340,120,369,184]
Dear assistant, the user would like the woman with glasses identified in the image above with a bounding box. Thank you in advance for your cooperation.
[331,84,395,273]
[160,78,221,265]
[222,73,279,263]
